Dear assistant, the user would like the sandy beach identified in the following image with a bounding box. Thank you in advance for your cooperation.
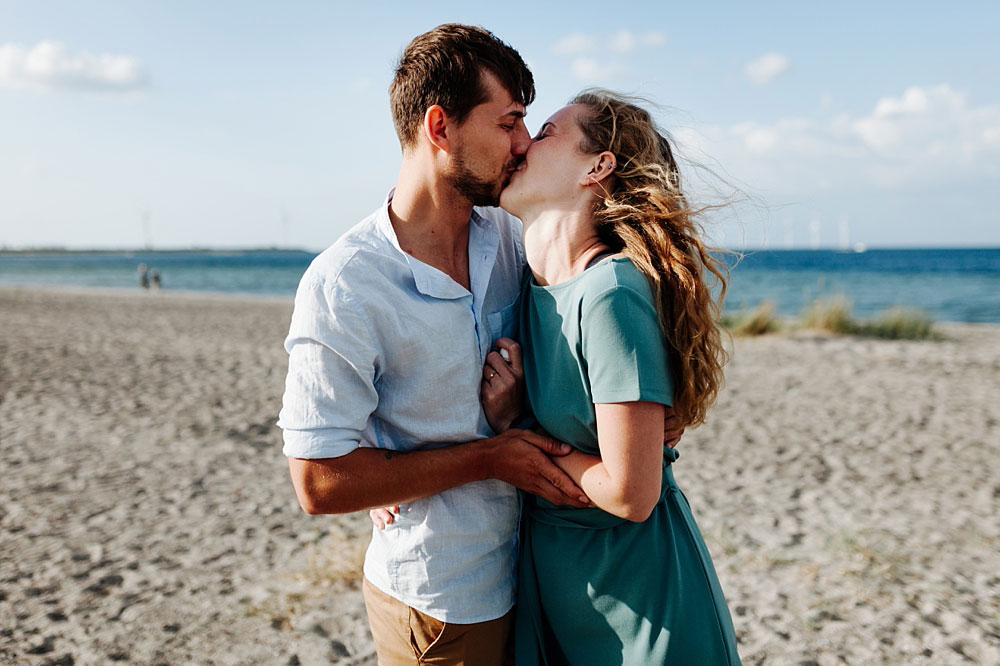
[2,285,998,665]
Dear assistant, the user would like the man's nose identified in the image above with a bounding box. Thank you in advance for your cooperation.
[511,124,531,156]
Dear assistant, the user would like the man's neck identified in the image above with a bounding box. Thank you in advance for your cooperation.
[389,160,474,290]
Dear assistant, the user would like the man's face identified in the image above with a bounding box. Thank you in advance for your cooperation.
[445,70,531,207]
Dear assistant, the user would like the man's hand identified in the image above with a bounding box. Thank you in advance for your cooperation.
[365,427,588,531]
[664,407,685,449]
[479,428,589,507]
[481,338,524,433]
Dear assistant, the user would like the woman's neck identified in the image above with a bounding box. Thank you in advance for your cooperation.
[522,209,612,286]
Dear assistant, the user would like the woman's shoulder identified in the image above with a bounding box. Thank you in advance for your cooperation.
[583,255,652,298]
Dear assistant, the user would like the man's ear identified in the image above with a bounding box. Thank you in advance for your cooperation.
[423,105,450,152]
[580,151,617,186]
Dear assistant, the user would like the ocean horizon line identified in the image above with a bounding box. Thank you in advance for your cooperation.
[3,245,1000,256]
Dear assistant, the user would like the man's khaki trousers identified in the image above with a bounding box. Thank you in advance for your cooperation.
[362,577,514,665]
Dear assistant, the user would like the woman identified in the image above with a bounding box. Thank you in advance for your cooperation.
[499,90,741,665]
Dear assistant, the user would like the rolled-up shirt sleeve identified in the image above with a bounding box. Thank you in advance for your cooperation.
[278,275,380,459]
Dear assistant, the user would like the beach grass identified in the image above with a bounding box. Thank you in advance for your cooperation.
[856,306,941,341]
[800,296,941,340]
[722,296,942,340]
[720,301,782,336]
[800,296,857,334]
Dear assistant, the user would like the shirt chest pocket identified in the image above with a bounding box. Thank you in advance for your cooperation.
[486,300,518,344]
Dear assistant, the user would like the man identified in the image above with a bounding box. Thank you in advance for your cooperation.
[278,24,587,664]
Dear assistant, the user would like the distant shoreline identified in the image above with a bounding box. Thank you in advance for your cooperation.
[0,283,294,305]
[2,246,999,257]
[3,248,997,323]
[2,284,997,331]
[0,247,317,257]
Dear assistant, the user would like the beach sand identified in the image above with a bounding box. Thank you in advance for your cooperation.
[2,286,998,664]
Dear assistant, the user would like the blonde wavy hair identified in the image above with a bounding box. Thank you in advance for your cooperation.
[571,90,729,428]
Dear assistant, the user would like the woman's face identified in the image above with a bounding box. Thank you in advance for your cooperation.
[499,104,596,217]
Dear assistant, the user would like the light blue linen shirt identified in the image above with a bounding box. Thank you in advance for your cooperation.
[278,193,526,623]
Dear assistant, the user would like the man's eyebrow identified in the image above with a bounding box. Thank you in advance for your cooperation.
[502,109,526,120]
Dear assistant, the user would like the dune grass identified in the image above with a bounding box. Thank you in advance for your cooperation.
[800,296,856,334]
[720,301,781,336]
[856,306,941,340]
[721,296,941,340]
[799,297,941,340]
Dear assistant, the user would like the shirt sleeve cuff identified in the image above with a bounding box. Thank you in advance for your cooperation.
[281,427,362,459]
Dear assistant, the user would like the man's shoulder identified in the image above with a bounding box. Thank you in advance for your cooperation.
[301,208,396,291]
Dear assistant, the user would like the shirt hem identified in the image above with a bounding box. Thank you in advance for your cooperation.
[361,571,514,625]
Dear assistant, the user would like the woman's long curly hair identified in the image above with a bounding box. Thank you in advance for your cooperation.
[571,90,728,428]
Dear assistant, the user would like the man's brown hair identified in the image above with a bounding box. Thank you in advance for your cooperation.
[389,24,535,149]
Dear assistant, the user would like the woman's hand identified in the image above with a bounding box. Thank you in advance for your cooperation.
[370,505,400,530]
[481,338,525,433]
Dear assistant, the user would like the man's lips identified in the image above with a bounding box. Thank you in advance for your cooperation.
[501,162,523,185]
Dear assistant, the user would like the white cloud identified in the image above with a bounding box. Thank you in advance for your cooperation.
[744,52,789,85]
[0,41,145,92]
[609,29,636,54]
[853,84,965,152]
[641,31,667,48]
[684,84,1000,193]
[570,58,630,84]
[552,29,665,83]
[552,29,665,55]
[553,33,596,55]
[609,29,665,53]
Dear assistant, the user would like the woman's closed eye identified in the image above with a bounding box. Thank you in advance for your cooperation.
[533,122,553,141]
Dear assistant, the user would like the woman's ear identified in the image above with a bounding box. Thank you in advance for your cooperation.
[423,105,450,152]
[581,151,617,186]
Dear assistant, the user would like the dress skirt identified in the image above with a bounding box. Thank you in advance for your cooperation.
[515,454,741,665]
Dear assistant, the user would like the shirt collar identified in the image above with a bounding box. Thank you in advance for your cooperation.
[376,190,499,303]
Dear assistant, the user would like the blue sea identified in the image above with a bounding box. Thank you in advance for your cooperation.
[1,248,998,323]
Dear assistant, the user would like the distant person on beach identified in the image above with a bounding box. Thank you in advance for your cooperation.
[137,263,149,289]
[151,269,161,289]
[495,92,741,663]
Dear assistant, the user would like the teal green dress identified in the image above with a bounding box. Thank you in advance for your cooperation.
[516,257,741,665]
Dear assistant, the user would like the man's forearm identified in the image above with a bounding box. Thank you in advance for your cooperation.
[288,428,589,513]
[288,441,493,514]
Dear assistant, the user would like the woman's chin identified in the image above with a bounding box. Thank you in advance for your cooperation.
[498,189,522,217]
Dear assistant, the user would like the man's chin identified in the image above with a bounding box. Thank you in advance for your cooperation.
[477,182,504,208]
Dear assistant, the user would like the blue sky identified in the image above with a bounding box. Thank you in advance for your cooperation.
[2,1,998,250]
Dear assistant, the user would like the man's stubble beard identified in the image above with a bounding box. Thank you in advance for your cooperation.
[447,153,519,208]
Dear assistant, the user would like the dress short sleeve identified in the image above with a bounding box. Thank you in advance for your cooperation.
[580,284,674,406]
